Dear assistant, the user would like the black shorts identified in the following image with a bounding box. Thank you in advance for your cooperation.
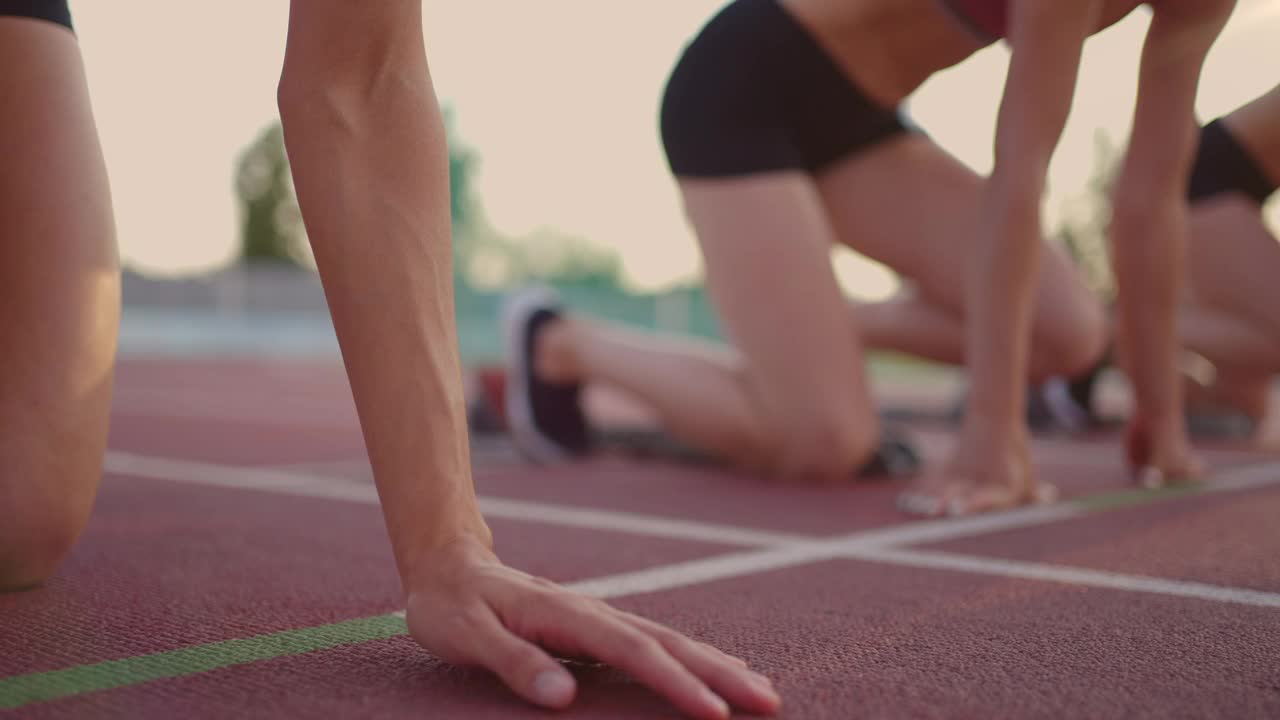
[0,0,72,31]
[1188,119,1276,206]
[660,0,909,179]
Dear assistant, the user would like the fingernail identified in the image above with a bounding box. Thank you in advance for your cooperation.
[1137,466,1164,489]
[899,493,942,517]
[752,674,781,703]
[701,687,730,718]
[531,670,574,707]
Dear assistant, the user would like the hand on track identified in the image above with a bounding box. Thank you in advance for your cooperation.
[405,536,782,719]
[900,422,1055,517]
[1126,416,1205,488]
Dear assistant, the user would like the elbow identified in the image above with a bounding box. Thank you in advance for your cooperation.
[276,59,438,144]
[275,67,310,122]
[276,67,354,133]
[276,66,336,138]
[277,45,388,126]
[277,2,426,118]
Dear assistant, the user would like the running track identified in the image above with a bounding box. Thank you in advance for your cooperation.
[3,358,1278,718]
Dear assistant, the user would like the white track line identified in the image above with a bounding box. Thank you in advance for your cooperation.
[566,544,834,599]
[392,543,1280,611]
[105,451,1280,611]
[845,547,1280,609]
[97,452,1117,550]
[103,452,807,548]
[1200,459,1280,494]
[105,452,1280,553]
[840,503,1084,548]
[111,392,358,430]
[105,453,378,503]
[477,496,809,548]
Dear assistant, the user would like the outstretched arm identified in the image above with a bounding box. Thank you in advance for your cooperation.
[1110,0,1235,479]
[966,0,1102,432]
[274,2,779,718]
[278,0,482,592]
[948,0,1103,512]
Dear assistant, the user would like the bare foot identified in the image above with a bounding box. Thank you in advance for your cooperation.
[1125,415,1205,489]
[898,424,1056,517]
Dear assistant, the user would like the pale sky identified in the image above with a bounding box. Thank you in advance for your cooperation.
[71,1,1280,296]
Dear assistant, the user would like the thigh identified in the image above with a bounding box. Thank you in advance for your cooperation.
[1187,197,1280,353]
[679,173,876,438]
[0,17,117,550]
[814,132,1102,349]
[1225,82,1280,187]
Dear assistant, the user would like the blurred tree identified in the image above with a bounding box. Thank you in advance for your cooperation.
[234,105,480,268]
[1056,131,1119,300]
[517,228,623,288]
[445,107,477,232]
[440,108,624,292]
[232,109,629,297]
[235,123,307,266]
[445,107,487,289]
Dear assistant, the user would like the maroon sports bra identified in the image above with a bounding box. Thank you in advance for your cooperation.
[940,0,1008,42]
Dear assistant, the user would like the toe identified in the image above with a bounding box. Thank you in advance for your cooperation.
[949,483,1021,517]
[897,490,946,517]
[1030,481,1060,505]
[1135,465,1166,489]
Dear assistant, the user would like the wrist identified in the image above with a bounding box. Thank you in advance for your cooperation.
[961,407,1027,442]
[1134,392,1184,436]
[401,514,495,591]
[964,368,1027,433]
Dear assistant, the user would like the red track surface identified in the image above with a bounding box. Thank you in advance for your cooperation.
[6,358,1280,718]
[0,476,734,677]
[922,486,1280,592]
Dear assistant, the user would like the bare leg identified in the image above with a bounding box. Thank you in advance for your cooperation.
[814,133,1104,512]
[1177,196,1280,435]
[538,320,771,470]
[0,18,119,590]
[537,173,879,481]
[1169,84,1280,439]
[1183,198,1280,372]
[1224,83,1280,185]
[854,291,966,367]
[817,133,1107,384]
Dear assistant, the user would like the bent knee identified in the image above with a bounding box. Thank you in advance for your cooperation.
[0,520,82,591]
[771,412,878,481]
[1034,298,1108,380]
[0,481,97,592]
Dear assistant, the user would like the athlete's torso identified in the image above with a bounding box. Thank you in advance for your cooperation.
[940,0,1162,41]
[940,0,1009,41]
[781,0,1150,106]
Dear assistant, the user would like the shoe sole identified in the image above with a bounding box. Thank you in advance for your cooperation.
[501,287,574,464]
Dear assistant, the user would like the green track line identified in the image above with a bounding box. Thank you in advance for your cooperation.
[0,613,407,710]
[2,468,1270,710]
[1074,481,1207,512]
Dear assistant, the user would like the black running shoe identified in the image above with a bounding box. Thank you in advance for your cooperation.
[598,424,920,481]
[502,287,592,462]
[949,372,1105,435]
[854,428,921,481]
